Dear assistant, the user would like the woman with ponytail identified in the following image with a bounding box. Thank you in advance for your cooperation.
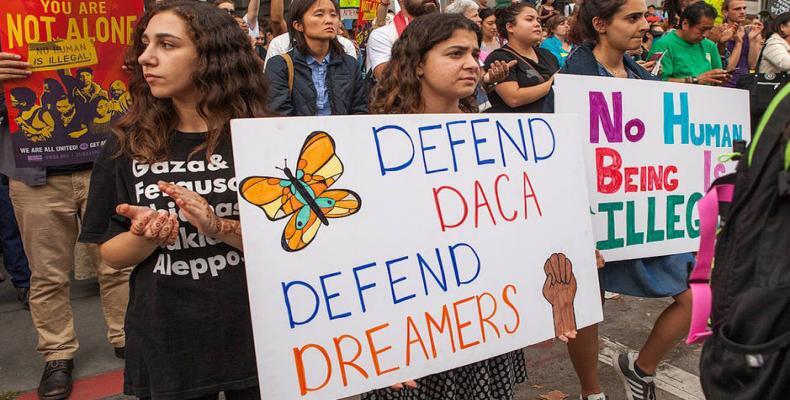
[558,2,695,400]
[483,2,560,113]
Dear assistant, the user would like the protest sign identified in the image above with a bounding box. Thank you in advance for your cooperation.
[232,114,602,399]
[0,0,143,167]
[554,75,750,261]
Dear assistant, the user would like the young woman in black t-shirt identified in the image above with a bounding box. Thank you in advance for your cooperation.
[80,1,270,399]
[484,2,559,113]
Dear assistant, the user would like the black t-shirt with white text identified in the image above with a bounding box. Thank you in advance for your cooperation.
[484,46,559,113]
[80,132,257,399]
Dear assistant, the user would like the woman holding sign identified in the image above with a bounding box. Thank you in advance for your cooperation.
[80,1,267,399]
[367,13,546,400]
[556,1,694,400]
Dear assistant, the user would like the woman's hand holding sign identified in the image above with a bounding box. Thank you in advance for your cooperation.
[0,52,31,85]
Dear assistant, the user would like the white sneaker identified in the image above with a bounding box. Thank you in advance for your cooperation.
[580,394,607,400]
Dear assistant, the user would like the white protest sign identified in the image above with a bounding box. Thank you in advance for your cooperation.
[231,114,601,399]
[554,75,750,261]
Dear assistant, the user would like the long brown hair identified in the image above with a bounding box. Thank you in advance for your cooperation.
[369,13,481,114]
[115,0,271,162]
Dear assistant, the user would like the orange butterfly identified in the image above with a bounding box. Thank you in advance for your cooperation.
[239,131,362,252]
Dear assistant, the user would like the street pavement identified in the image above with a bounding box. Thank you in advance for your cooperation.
[0,273,702,400]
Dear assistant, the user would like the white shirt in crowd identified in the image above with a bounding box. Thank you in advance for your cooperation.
[264,33,358,69]
[563,3,576,16]
[758,33,790,74]
[365,22,399,73]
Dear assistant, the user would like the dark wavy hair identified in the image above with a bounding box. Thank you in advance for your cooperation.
[479,7,496,22]
[568,0,627,44]
[115,0,271,162]
[369,13,481,114]
[288,0,344,58]
[680,1,717,26]
[495,2,537,40]
[768,11,790,38]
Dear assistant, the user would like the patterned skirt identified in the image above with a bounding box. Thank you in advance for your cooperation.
[361,349,527,400]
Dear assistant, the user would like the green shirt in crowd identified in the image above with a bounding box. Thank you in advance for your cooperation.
[648,31,723,81]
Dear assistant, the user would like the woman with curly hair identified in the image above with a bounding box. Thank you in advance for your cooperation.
[366,13,539,400]
[79,1,271,398]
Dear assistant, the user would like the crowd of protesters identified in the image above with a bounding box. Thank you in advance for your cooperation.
[0,0,788,399]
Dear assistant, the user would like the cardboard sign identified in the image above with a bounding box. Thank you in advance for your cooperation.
[554,75,750,261]
[231,114,602,399]
[0,0,143,167]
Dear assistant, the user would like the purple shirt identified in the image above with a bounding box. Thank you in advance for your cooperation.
[723,33,750,88]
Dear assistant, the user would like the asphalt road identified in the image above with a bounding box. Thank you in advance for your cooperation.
[0,274,701,400]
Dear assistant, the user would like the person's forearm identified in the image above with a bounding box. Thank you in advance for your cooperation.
[211,218,244,251]
[270,0,287,36]
[497,79,553,108]
[246,0,260,30]
[727,42,742,71]
[666,77,687,83]
[747,39,761,69]
[100,232,158,270]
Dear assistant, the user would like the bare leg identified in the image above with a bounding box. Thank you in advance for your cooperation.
[567,324,602,396]
[635,289,692,375]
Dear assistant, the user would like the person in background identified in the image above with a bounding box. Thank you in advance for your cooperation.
[234,16,257,48]
[719,0,763,87]
[539,0,561,23]
[564,0,582,16]
[0,87,31,310]
[0,41,132,400]
[648,1,730,84]
[265,0,368,115]
[446,0,483,25]
[264,0,358,70]
[758,11,790,73]
[540,15,574,66]
[365,0,440,80]
[485,2,559,113]
[214,0,261,39]
[646,4,662,22]
[480,7,502,61]
[366,14,548,397]
[557,0,694,398]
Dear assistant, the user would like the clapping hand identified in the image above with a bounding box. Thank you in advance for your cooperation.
[116,204,179,247]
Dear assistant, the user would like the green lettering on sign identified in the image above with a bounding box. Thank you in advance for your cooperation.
[666,195,685,240]
[647,196,665,243]
[597,202,625,250]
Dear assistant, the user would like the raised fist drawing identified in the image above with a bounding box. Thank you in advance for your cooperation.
[542,253,578,338]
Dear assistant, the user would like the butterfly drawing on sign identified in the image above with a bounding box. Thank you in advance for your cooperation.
[239,131,362,252]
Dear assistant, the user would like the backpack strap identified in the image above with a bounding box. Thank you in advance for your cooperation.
[498,46,547,84]
[686,181,735,344]
[282,52,294,95]
[750,82,790,167]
